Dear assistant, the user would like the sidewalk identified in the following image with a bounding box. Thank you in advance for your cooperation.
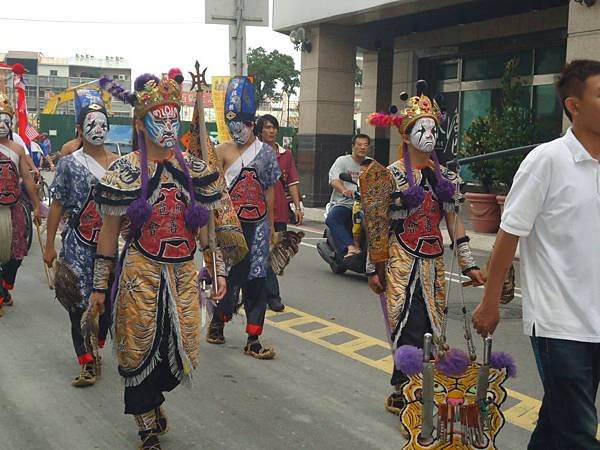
[303,206,502,255]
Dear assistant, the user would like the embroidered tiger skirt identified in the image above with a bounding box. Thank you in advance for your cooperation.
[114,247,200,387]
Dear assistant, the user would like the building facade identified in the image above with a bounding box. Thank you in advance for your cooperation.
[273,0,600,206]
[0,51,132,117]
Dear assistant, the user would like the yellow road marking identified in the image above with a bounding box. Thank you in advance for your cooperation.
[265,305,598,437]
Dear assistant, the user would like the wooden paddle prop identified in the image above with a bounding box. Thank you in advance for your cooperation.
[35,221,54,289]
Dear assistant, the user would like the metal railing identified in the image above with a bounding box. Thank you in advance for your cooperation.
[447,143,541,169]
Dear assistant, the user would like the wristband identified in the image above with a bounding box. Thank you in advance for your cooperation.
[455,238,478,274]
[93,255,116,291]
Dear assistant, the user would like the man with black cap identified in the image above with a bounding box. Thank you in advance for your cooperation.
[206,76,281,359]
[44,89,117,387]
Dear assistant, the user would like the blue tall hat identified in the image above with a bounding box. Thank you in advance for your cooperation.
[74,88,109,128]
[224,76,256,123]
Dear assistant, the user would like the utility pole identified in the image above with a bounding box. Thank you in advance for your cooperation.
[205,0,268,77]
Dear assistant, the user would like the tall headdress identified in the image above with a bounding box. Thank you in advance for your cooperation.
[100,73,208,235]
[0,93,14,117]
[367,80,454,209]
[224,76,256,123]
[74,88,109,129]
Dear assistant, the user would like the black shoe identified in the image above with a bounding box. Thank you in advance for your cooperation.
[139,430,161,450]
[385,392,406,415]
[244,338,276,360]
[268,298,285,312]
[206,320,225,344]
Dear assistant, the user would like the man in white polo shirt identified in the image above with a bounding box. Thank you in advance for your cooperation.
[472,59,600,450]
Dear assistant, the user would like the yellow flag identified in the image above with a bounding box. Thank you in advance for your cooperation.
[211,76,232,144]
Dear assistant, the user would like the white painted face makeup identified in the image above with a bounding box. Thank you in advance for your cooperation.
[409,117,438,153]
[227,120,253,145]
[82,111,108,145]
[0,113,12,138]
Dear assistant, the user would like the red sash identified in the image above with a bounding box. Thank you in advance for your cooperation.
[229,167,267,223]
[135,185,196,262]
[396,190,443,258]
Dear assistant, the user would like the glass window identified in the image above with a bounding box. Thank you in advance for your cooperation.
[463,51,533,81]
[533,84,562,141]
[535,46,566,75]
[436,63,459,81]
[460,89,503,137]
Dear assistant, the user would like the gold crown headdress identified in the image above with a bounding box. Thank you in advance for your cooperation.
[100,73,181,118]
[0,93,14,117]
[368,80,442,135]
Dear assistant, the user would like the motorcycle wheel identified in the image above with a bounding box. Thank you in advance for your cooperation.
[329,262,347,274]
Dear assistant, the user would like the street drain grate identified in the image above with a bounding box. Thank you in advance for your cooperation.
[355,345,391,361]
[291,322,328,333]
[447,301,522,320]
[268,312,301,323]
[321,331,358,345]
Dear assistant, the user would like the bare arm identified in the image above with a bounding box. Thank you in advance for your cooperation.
[444,210,466,243]
[444,210,485,285]
[289,183,303,224]
[472,229,520,337]
[87,214,121,314]
[96,214,121,257]
[480,230,519,308]
[330,179,353,197]
[43,200,64,266]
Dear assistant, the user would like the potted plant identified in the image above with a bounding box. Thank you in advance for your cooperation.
[462,58,535,232]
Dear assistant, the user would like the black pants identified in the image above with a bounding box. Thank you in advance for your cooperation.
[124,288,179,415]
[264,222,288,303]
[390,283,432,386]
[527,337,600,450]
[68,300,112,361]
[0,259,22,292]
[213,221,268,337]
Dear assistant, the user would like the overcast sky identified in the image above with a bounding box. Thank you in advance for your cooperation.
[0,0,299,81]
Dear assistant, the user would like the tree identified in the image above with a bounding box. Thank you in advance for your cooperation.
[247,47,300,110]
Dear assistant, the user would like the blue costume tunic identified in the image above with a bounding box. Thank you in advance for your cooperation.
[51,153,104,309]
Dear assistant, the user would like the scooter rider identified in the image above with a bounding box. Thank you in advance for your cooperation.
[326,134,371,261]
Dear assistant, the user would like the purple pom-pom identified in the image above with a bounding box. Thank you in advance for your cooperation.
[436,348,470,377]
[490,351,517,378]
[126,198,152,231]
[99,76,113,90]
[435,178,456,203]
[394,345,423,376]
[198,266,213,284]
[185,204,209,233]
[402,184,426,210]
[134,73,160,92]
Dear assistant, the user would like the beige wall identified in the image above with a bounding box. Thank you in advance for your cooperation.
[564,2,600,130]
[299,24,356,136]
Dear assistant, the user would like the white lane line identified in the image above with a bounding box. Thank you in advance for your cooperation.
[301,242,317,249]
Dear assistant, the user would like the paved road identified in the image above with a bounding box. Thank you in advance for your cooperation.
[0,215,574,449]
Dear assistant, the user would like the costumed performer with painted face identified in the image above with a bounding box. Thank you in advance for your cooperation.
[44,89,117,387]
[206,76,281,359]
[90,73,229,450]
[0,93,42,317]
[363,81,486,419]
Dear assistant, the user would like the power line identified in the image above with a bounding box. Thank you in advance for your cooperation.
[0,17,207,25]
